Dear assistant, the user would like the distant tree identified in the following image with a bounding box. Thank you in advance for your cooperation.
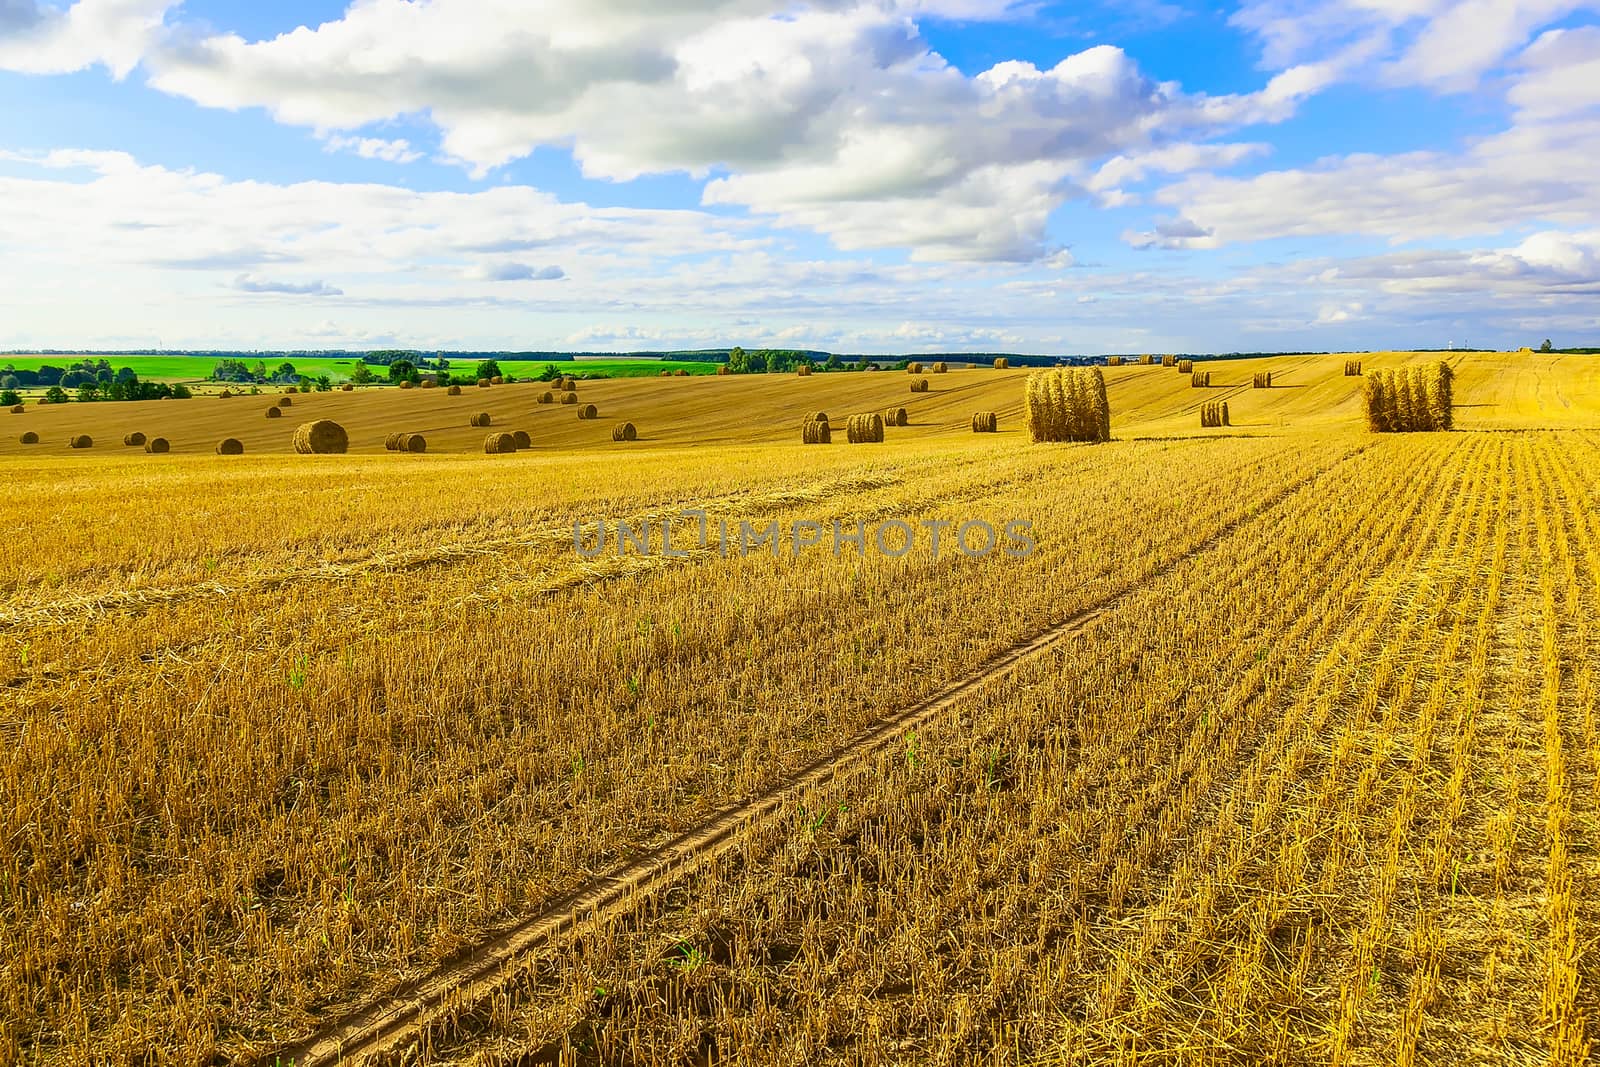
[0,389,18,406]
[824,352,843,371]
[312,375,332,392]
[537,363,561,382]
[1540,339,1553,352]
[252,360,268,379]
[388,360,418,383]
[43,386,68,404]
[115,366,138,384]
[75,383,98,403]
[854,353,872,371]
[171,384,193,399]
[270,361,298,383]
[475,359,502,381]
[349,363,374,385]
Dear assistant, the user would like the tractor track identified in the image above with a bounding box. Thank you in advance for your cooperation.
[265,441,1368,1066]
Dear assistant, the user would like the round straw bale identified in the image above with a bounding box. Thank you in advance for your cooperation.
[398,380,414,390]
[512,430,531,448]
[802,418,831,444]
[123,431,147,446]
[578,404,597,420]
[539,391,555,404]
[717,366,730,375]
[341,382,354,391]
[675,369,689,377]
[469,412,491,427]
[421,378,436,389]
[144,437,169,453]
[477,378,491,388]
[448,384,463,396]
[19,431,38,444]
[215,438,244,455]
[68,434,92,449]
[490,375,504,385]
[910,378,929,393]
[882,407,907,426]
[993,358,1010,370]
[399,433,427,453]
[561,393,579,405]
[906,362,923,374]
[292,420,348,454]
[218,389,233,399]
[278,396,292,407]
[385,432,404,450]
[660,370,671,377]
[9,404,23,413]
[932,362,948,373]
[613,422,638,442]
[484,431,517,454]
[971,411,998,433]
[796,365,812,376]
[846,413,884,443]
[266,406,283,419]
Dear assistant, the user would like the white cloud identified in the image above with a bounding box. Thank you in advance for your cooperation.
[319,134,423,164]
[1510,26,1600,118]
[232,274,344,296]
[467,262,566,282]
[0,0,175,77]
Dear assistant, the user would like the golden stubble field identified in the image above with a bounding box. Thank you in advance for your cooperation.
[1,351,1597,1066]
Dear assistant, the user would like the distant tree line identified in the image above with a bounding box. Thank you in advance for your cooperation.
[0,359,193,405]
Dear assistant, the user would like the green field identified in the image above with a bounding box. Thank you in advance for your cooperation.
[0,355,721,385]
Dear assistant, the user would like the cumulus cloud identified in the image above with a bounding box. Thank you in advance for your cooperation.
[468,262,566,282]
[319,134,423,164]
[0,0,175,77]
[232,274,343,296]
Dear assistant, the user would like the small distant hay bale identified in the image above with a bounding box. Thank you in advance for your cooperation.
[561,379,577,391]
[910,378,929,393]
[1201,401,1231,428]
[994,358,1010,370]
[218,389,233,399]
[68,434,92,449]
[278,396,293,407]
[448,384,463,396]
[478,378,492,388]
[660,370,672,377]
[882,407,907,427]
[399,433,426,453]
[538,391,555,404]
[341,383,354,392]
[19,431,39,445]
[266,406,284,419]
[421,379,436,389]
[484,431,518,454]
[865,364,881,372]
[1177,360,1194,374]
[613,422,638,442]
[215,438,244,455]
[1191,371,1211,388]
[675,369,689,377]
[932,362,948,373]
[907,362,923,374]
[1139,354,1154,365]
[717,366,730,376]
[123,431,147,446]
[1253,371,1273,388]
[846,413,884,443]
[972,411,998,433]
[144,437,169,453]
[1344,360,1363,376]
[802,418,831,444]
[1161,355,1176,368]
[292,420,348,454]
[9,404,23,413]
[469,412,492,427]
[398,380,415,390]
[512,430,531,449]
[1106,356,1125,367]
[490,375,504,385]
[385,432,405,451]
[796,365,812,376]
[577,404,598,420]
[561,393,579,405]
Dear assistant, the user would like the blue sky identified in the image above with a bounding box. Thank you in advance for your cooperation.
[1,0,1597,353]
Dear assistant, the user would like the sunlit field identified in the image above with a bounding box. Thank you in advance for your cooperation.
[3,351,1597,1065]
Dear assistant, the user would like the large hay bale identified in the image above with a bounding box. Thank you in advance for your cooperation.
[882,407,907,427]
[613,422,638,442]
[932,362,948,373]
[561,393,579,406]
[1139,354,1154,365]
[278,396,292,407]
[1201,401,1231,428]
[1025,367,1110,443]
[972,411,998,433]
[1191,371,1211,387]
[1344,360,1363,376]
[215,438,244,455]
[910,378,929,393]
[1161,355,1176,368]
[907,362,923,374]
[484,431,518,454]
[398,433,427,453]
[846,413,884,443]
[561,378,577,391]
[1177,359,1194,374]
[469,412,492,428]
[19,431,38,445]
[266,406,284,419]
[993,358,1010,370]
[123,431,146,447]
[1367,362,1451,432]
[802,418,831,444]
[292,420,348,454]
[69,434,92,449]
[538,391,555,404]
[512,430,532,448]
[385,432,405,451]
[1253,371,1273,388]
[577,404,598,420]
[447,384,463,396]
[144,437,169,453]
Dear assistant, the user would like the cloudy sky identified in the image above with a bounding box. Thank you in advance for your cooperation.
[2,0,1597,353]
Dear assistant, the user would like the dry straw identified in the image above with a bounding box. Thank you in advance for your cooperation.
[1139,354,1154,365]
[341,383,354,392]
[447,384,463,396]
[1364,363,1453,432]
[278,396,292,407]
[811,411,829,423]
[1177,359,1194,374]
[1345,360,1363,376]
[675,369,689,377]
[19,431,38,445]
[578,404,597,419]
[1201,401,1231,428]
[910,378,930,393]
[882,407,907,426]
[512,430,532,448]
[69,434,93,449]
[490,375,504,385]
[398,380,414,390]
[9,404,23,413]
[123,432,146,446]
[932,362,948,373]
[846,413,884,443]
[384,432,404,451]
[907,362,923,374]
[802,418,831,444]
[1253,371,1273,388]
[1161,355,1176,367]
[398,433,426,453]
[1107,356,1125,367]
[1191,371,1211,387]
[266,407,283,419]
[469,412,492,427]
[660,370,672,377]
[292,420,348,454]
[972,411,998,433]
[421,379,436,389]
[562,379,578,391]
[994,358,1010,370]
[561,393,579,405]
[717,366,730,376]
[215,438,244,455]
[1024,367,1110,443]
[613,422,638,442]
[218,389,233,399]
[144,437,169,453]
[796,365,813,376]
[478,378,491,388]
[538,391,555,404]
[484,431,518,454]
